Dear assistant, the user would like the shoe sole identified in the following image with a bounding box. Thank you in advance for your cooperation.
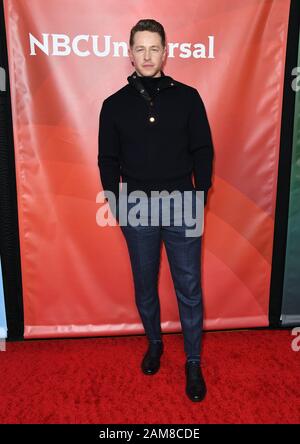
[185,387,207,402]
[141,362,161,375]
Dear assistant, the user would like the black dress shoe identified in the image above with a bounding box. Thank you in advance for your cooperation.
[141,341,164,375]
[185,361,207,402]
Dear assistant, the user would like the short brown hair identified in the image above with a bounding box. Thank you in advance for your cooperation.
[129,19,166,48]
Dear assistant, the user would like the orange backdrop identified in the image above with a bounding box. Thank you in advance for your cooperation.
[4,0,290,337]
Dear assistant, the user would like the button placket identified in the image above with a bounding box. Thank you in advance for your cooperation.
[128,74,177,125]
[148,98,158,125]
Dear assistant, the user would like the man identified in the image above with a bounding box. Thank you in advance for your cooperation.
[98,19,214,402]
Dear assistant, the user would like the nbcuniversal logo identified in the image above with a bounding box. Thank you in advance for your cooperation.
[28,33,215,58]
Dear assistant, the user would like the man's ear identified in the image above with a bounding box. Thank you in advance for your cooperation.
[128,47,133,63]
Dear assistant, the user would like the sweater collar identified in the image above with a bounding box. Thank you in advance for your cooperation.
[127,70,176,101]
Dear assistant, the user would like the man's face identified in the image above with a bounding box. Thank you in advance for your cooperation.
[128,31,167,78]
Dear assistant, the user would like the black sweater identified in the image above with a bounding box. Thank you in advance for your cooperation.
[98,70,214,199]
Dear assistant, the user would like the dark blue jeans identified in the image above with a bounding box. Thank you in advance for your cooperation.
[119,191,204,362]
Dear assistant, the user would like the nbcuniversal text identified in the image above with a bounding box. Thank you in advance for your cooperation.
[29,34,215,58]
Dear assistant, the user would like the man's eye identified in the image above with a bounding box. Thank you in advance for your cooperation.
[136,48,159,52]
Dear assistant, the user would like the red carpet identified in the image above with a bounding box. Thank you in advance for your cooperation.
[0,330,299,424]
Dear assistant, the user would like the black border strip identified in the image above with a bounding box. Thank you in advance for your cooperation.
[0,0,24,340]
[269,0,300,327]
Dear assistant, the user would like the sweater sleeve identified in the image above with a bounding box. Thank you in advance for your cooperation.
[98,98,121,201]
[188,88,214,192]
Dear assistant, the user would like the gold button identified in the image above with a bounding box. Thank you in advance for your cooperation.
[149,116,155,122]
